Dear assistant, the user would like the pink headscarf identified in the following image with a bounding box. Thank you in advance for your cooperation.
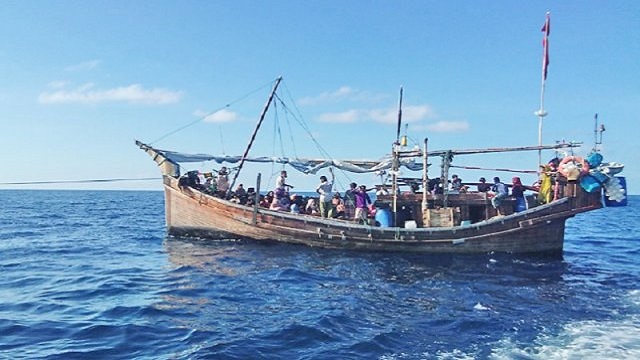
[512,177,522,186]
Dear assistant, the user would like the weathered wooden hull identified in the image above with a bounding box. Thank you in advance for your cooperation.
[161,176,602,254]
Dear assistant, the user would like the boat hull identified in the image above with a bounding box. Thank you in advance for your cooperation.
[161,176,601,254]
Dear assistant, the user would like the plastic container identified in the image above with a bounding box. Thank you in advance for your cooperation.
[375,208,393,227]
[605,176,628,207]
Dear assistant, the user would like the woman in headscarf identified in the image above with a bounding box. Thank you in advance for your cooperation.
[511,176,527,212]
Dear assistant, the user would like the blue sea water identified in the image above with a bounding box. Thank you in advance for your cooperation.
[1,190,639,359]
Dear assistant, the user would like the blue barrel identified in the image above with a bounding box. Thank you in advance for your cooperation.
[605,176,628,207]
[375,208,393,227]
[580,174,602,193]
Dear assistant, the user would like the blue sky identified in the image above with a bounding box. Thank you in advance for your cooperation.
[1,1,638,194]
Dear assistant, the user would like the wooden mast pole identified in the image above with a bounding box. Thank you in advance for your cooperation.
[227,77,282,197]
[392,87,403,227]
[535,12,551,167]
[422,137,428,211]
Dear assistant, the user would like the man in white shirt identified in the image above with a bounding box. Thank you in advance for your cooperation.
[316,168,335,218]
[275,170,293,198]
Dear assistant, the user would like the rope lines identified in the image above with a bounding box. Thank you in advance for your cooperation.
[0,177,160,185]
[148,80,275,145]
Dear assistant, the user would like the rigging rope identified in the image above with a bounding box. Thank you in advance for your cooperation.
[449,165,538,174]
[0,177,160,185]
[273,93,356,192]
[148,80,275,146]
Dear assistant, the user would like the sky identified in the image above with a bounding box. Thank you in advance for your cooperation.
[1,1,638,194]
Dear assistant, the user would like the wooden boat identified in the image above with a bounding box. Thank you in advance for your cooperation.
[136,78,617,254]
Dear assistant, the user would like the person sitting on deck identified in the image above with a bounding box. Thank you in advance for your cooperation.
[491,177,509,214]
[376,185,389,196]
[187,171,203,190]
[428,178,443,194]
[229,193,241,204]
[235,183,247,200]
[245,187,256,205]
[330,193,346,219]
[260,191,274,208]
[204,177,217,195]
[270,196,290,211]
[477,177,491,192]
[290,194,303,214]
[450,174,463,192]
[305,198,320,215]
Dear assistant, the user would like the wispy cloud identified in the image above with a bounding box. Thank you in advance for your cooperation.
[298,86,355,105]
[317,104,435,124]
[298,86,390,106]
[317,109,361,123]
[423,121,470,133]
[195,108,239,123]
[38,83,183,105]
[305,87,468,133]
[64,60,101,72]
[47,81,69,89]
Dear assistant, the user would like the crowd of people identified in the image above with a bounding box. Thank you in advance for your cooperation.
[424,174,527,214]
[179,168,375,224]
[267,170,373,223]
[180,166,531,222]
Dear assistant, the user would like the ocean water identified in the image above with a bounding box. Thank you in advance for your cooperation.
[1,190,638,359]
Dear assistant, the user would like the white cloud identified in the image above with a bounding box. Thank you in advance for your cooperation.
[368,108,397,124]
[65,60,101,72]
[47,81,69,89]
[424,121,470,133]
[318,104,435,124]
[317,109,360,123]
[38,83,183,105]
[298,86,355,105]
[200,108,239,123]
[403,105,436,122]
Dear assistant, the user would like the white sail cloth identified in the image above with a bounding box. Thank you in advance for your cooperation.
[159,149,424,174]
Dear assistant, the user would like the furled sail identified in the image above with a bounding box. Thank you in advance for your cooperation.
[137,140,580,176]
[154,147,424,174]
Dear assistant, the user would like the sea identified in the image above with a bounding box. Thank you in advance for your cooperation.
[1,190,638,360]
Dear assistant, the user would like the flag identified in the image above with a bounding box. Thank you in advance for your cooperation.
[541,12,551,80]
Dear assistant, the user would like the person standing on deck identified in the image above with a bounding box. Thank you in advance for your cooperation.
[511,176,527,212]
[354,185,372,224]
[275,170,293,199]
[216,167,229,197]
[316,168,335,218]
[491,176,509,214]
[344,182,357,220]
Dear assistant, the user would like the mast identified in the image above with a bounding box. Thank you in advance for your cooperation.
[535,12,551,167]
[422,138,428,211]
[227,77,283,197]
[392,87,403,227]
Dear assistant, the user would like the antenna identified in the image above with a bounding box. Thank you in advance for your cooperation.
[593,113,605,152]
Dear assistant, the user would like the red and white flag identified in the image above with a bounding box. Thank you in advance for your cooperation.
[541,12,551,80]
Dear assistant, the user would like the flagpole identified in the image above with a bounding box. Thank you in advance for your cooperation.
[535,12,550,168]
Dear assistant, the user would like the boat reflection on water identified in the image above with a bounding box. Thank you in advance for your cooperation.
[163,236,250,276]
[162,235,568,285]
